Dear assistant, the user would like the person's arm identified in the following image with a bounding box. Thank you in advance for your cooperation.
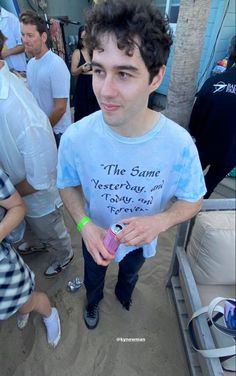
[117,198,203,246]
[15,179,37,197]
[1,44,25,59]
[60,186,114,266]
[15,124,57,193]
[71,49,91,76]
[49,98,68,127]
[71,49,82,76]
[0,190,26,242]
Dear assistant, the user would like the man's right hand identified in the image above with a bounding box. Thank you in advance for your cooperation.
[80,221,115,266]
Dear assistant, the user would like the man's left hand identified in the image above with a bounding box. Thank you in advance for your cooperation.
[117,215,164,246]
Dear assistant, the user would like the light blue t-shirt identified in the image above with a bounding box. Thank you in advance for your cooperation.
[57,111,206,262]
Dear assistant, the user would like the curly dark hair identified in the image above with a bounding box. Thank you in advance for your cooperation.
[84,0,173,82]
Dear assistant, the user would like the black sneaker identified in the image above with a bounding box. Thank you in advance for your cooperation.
[115,289,132,311]
[84,303,99,329]
[44,252,74,277]
[120,299,132,311]
[18,242,48,255]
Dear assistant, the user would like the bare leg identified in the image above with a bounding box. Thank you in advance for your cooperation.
[19,291,52,317]
[17,292,61,347]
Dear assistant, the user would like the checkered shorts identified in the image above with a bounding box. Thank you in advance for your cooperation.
[0,243,35,320]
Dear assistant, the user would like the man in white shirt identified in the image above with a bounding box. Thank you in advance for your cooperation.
[20,10,71,147]
[0,6,26,73]
[0,54,74,277]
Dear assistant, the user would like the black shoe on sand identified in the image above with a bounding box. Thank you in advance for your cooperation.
[84,303,99,329]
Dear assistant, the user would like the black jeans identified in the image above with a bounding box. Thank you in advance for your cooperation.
[82,242,145,305]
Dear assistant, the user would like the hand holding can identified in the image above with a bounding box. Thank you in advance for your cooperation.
[103,223,125,255]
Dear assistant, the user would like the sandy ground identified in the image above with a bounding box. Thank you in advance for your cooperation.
[0,212,190,376]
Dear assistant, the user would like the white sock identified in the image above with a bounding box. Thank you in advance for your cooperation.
[17,312,29,329]
[43,307,61,348]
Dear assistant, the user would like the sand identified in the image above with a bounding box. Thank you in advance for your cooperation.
[0,212,189,376]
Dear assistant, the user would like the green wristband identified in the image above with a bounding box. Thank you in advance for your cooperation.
[77,216,91,232]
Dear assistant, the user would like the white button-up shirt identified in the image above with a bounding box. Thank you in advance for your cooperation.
[0,7,26,72]
[0,61,62,217]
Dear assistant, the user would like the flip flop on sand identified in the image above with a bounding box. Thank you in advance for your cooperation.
[17,313,30,329]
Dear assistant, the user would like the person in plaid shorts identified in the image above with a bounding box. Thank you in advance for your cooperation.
[0,167,61,347]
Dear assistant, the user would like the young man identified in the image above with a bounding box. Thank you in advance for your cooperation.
[0,32,74,277]
[0,6,26,73]
[20,11,71,147]
[57,0,206,329]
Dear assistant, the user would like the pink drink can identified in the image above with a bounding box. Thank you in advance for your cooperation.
[103,223,125,254]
